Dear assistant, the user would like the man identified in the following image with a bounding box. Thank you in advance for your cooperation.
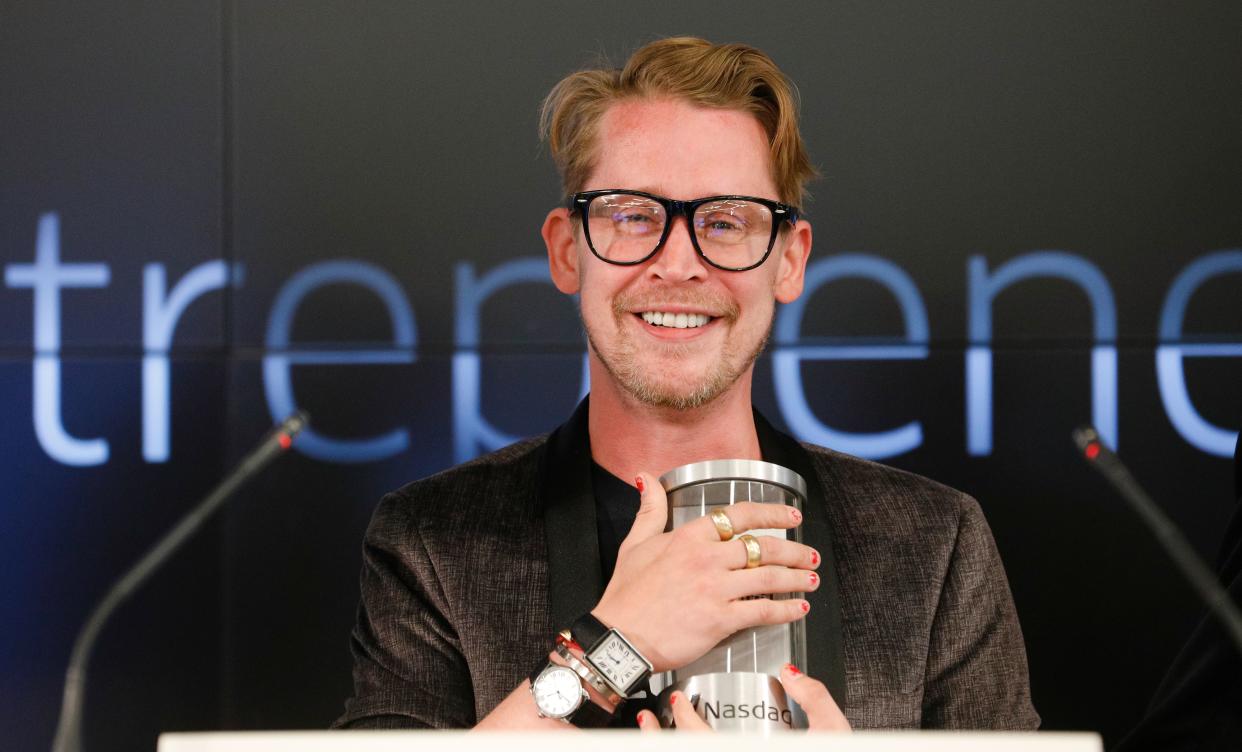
[335,37,1038,731]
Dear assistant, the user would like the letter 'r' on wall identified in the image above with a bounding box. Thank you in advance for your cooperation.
[1156,251,1242,457]
[4,213,111,465]
[263,260,417,463]
[967,252,1118,456]
[772,254,929,459]
[453,259,589,464]
[142,261,235,462]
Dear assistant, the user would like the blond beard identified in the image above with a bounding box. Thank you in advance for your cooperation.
[582,290,771,411]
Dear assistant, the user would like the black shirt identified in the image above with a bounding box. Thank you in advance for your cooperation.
[592,461,640,585]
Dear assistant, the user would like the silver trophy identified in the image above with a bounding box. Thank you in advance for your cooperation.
[654,459,809,732]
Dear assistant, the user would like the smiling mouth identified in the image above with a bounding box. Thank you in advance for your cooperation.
[639,311,713,329]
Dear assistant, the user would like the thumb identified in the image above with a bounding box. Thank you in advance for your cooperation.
[780,664,851,731]
[624,472,668,544]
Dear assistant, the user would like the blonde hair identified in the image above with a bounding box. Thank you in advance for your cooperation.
[539,37,817,208]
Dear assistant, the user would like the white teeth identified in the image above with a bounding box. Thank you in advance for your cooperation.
[641,311,711,329]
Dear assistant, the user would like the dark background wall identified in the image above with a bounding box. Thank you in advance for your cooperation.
[2,2,1240,750]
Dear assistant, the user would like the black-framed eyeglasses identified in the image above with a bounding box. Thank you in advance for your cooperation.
[568,189,800,272]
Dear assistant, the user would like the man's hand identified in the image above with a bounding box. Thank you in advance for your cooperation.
[591,472,821,673]
[636,664,852,732]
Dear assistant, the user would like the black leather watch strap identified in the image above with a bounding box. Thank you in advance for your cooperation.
[566,692,613,728]
[571,612,610,652]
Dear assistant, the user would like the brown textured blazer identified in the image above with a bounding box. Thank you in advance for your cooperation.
[335,399,1039,729]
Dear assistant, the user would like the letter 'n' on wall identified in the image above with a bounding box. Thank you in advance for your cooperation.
[967,252,1118,456]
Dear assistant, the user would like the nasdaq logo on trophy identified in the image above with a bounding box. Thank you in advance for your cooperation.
[654,460,809,732]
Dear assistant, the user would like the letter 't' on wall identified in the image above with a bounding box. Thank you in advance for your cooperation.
[4,213,111,465]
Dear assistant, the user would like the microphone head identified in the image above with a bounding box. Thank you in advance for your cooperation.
[1072,425,1100,454]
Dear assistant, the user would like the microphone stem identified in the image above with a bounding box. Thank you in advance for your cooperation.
[1074,427,1242,658]
[51,412,307,752]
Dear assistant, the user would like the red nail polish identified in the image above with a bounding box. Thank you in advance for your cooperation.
[800,600,810,613]
[637,714,645,727]
[790,507,802,522]
[635,476,645,492]
[810,550,820,567]
[785,663,802,676]
[809,572,819,586]
[670,693,677,706]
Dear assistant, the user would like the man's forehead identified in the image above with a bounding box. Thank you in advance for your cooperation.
[587,98,778,199]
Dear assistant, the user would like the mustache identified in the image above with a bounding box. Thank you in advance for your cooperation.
[612,287,740,320]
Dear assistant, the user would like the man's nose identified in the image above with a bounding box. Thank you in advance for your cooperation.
[648,216,708,281]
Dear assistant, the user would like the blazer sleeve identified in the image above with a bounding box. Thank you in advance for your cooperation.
[333,491,477,729]
[921,495,1041,729]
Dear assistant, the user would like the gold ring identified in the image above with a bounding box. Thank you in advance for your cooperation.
[710,509,735,541]
[739,534,762,569]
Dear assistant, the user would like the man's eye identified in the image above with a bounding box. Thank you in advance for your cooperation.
[614,211,655,223]
[700,215,747,233]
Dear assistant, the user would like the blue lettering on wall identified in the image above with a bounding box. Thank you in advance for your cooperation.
[1156,250,1242,458]
[967,252,1118,455]
[4,213,112,465]
[453,258,589,463]
[262,260,417,462]
[6,212,1237,466]
[142,260,238,462]
[772,254,929,459]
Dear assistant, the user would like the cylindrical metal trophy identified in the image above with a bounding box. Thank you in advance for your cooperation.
[654,460,809,732]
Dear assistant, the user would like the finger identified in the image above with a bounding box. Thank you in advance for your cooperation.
[780,664,851,731]
[636,709,661,731]
[670,691,710,731]
[624,472,669,545]
[727,596,809,631]
[686,502,802,542]
[725,567,821,599]
[712,535,820,570]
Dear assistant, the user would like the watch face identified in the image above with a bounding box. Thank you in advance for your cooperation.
[592,633,644,691]
[532,666,582,719]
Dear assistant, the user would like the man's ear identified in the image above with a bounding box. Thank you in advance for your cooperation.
[773,220,812,304]
[543,207,580,295]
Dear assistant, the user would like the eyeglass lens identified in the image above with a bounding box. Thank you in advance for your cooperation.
[585,193,774,268]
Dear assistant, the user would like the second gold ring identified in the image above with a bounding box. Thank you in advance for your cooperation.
[738,533,762,569]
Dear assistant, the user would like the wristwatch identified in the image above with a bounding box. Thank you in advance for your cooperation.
[571,612,653,698]
[555,630,623,706]
[528,659,613,728]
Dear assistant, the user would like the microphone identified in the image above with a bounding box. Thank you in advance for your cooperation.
[50,411,309,752]
[1072,426,1242,659]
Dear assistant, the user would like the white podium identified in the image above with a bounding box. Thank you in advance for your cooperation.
[159,730,1103,752]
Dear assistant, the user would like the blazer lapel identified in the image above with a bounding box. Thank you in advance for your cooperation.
[540,397,603,632]
[756,410,849,705]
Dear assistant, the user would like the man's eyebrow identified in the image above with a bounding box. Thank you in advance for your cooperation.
[630,187,735,200]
